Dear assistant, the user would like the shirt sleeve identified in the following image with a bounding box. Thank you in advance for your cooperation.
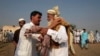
[47,25,68,44]
[31,34,41,41]
[22,24,41,41]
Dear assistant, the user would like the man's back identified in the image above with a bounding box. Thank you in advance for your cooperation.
[13,29,20,44]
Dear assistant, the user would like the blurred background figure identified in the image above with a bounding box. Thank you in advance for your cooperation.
[8,30,14,42]
[0,29,3,42]
[6,30,10,42]
[74,29,81,44]
[81,29,88,49]
[73,29,77,44]
[3,30,7,42]
[88,31,94,43]
[95,30,100,43]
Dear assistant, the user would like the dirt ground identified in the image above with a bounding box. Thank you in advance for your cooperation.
[0,42,100,56]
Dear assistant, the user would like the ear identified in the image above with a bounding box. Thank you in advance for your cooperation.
[31,16,35,20]
[32,16,34,18]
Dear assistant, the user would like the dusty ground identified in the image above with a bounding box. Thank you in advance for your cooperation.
[72,43,100,56]
[0,42,100,56]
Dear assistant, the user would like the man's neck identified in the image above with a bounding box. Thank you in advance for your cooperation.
[31,21,39,26]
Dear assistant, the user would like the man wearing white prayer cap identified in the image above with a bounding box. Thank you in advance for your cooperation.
[47,9,56,21]
[47,9,56,14]
[18,18,26,27]
[47,6,69,56]
[13,18,26,51]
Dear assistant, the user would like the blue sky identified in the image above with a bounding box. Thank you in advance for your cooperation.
[0,0,100,31]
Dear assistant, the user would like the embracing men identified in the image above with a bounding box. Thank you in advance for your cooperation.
[15,6,69,56]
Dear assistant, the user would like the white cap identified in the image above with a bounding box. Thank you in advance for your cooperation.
[47,6,60,16]
[47,9,56,15]
[19,18,25,22]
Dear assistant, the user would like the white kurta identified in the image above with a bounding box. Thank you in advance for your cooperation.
[95,32,100,42]
[47,25,68,56]
[88,32,94,43]
[14,22,40,56]
[74,31,80,43]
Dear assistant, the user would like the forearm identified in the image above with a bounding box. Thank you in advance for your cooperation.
[47,26,68,44]
[31,34,42,41]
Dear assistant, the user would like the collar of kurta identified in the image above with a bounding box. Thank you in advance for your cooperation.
[30,22,35,26]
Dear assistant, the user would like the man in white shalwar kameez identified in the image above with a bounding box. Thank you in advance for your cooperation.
[95,30,100,43]
[74,30,81,44]
[88,31,94,43]
[45,6,69,56]
[14,11,43,56]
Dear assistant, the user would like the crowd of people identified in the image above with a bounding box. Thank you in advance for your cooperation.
[73,29,100,44]
[2,30,14,42]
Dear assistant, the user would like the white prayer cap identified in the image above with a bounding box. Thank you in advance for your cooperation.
[19,18,25,22]
[47,9,56,15]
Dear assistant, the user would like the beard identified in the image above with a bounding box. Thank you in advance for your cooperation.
[48,19,53,26]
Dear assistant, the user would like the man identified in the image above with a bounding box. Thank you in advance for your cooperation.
[43,6,69,56]
[81,29,88,49]
[74,30,80,44]
[88,31,94,43]
[13,18,26,48]
[9,30,14,41]
[95,30,100,43]
[14,11,60,56]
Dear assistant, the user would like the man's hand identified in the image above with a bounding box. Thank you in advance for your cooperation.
[40,28,48,36]
[38,35,44,41]
[49,19,61,29]
[24,29,32,38]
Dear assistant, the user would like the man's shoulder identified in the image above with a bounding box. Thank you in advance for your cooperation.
[22,22,33,29]
[15,29,20,33]
[23,23,31,28]
[16,29,20,31]
[24,23,30,26]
